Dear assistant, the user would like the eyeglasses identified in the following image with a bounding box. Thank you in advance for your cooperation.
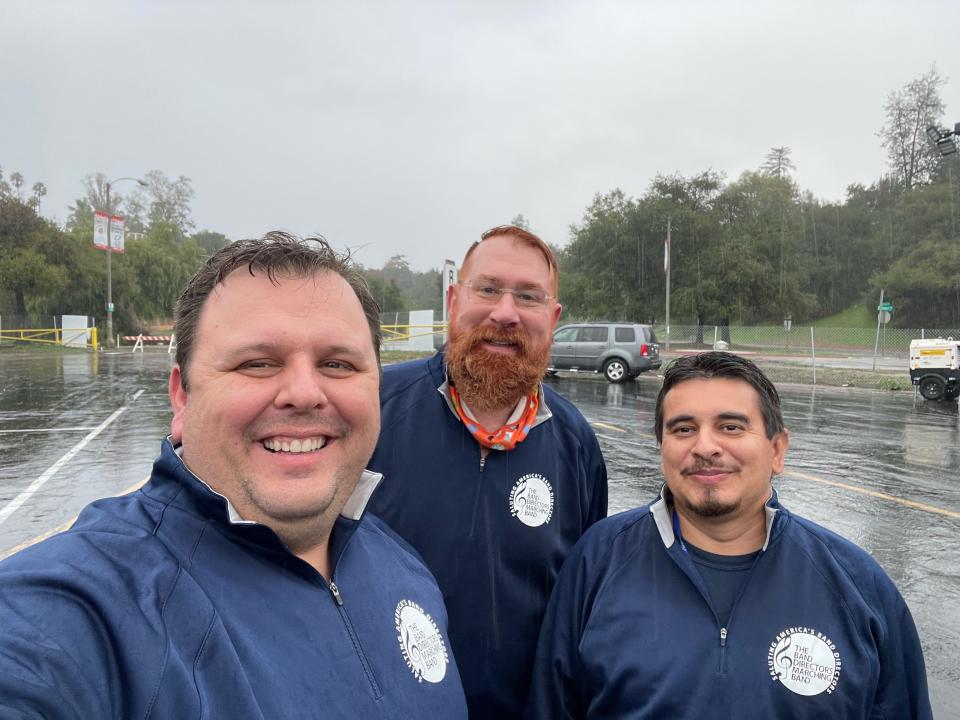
[461,281,555,308]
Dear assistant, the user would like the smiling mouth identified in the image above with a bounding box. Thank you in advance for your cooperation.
[683,467,735,478]
[262,437,328,454]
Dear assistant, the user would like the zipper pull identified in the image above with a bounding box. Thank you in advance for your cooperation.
[329,581,344,607]
[720,627,727,647]
[479,454,486,472]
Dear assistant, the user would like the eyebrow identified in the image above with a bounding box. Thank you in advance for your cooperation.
[221,342,367,361]
[664,412,751,430]
[473,274,547,291]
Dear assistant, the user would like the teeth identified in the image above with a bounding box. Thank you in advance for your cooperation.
[263,437,327,453]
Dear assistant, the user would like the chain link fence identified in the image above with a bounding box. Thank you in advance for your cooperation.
[656,325,960,359]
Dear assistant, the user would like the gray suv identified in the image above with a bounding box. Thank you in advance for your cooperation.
[549,323,661,383]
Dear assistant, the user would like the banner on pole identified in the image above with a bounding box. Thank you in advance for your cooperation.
[110,216,125,253]
[663,233,670,272]
[93,211,109,250]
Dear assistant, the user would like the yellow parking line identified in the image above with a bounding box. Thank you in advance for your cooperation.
[783,470,960,520]
[0,476,150,561]
[592,422,627,433]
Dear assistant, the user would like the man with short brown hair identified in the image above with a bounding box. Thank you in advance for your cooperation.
[0,233,467,719]
[525,352,931,719]
[368,224,608,719]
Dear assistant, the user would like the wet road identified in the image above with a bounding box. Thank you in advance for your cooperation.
[0,350,174,553]
[1,350,957,715]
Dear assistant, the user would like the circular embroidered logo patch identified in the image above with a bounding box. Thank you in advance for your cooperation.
[768,627,842,696]
[509,473,555,527]
[395,600,449,684]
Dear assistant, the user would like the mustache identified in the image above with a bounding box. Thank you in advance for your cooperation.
[466,327,529,353]
[681,460,738,475]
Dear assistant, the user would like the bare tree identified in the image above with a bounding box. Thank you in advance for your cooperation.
[761,147,796,179]
[878,65,946,191]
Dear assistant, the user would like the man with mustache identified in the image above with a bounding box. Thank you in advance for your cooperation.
[367,225,608,719]
[526,352,931,719]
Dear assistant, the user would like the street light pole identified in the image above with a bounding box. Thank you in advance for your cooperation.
[104,176,145,349]
[106,182,113,348]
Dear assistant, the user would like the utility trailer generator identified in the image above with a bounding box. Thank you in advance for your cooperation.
[909,337,959,401]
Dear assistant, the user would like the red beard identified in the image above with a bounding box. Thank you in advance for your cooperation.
[446,324,551,414]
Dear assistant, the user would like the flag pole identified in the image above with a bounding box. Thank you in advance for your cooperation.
[664,216,671,350]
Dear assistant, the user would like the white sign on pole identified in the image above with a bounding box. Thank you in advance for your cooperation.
[442,260,458,320]
[110,216,125,253]
[93,211,109,250]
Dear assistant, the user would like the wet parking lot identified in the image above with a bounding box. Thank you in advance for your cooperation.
[1,349,958,716]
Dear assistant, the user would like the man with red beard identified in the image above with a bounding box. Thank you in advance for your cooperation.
[367,225,608,719]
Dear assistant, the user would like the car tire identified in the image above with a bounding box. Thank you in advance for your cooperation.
[919,375,947,401]
[603,358,629,384]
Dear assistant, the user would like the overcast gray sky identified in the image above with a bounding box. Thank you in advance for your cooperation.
[2,0,957,271]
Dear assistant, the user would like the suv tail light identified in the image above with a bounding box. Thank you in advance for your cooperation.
[640,343,649,357]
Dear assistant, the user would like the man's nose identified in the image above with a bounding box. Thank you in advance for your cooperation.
[692,428,723,458]
[274,360,329,410]
[487,290,521,325]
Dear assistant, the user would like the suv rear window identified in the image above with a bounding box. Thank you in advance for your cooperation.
[614,327,635,343]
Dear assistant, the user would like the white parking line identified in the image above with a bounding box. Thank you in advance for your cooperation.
[0,475,150,560]
[0,390,144,528]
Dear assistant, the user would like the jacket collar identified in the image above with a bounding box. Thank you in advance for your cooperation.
[649,484,783,552]
[153,437,382,526]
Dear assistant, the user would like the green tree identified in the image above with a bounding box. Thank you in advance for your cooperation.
[141,169,195,236]
[0,166,12,197]
[0,196,70,317]
[191,230,230,255]
[761,147,796,179]
[510,213,530,230]
[871,234,960,326]
[9,172,24,200]
[364,274,406,313]
[879,65,947,191]
[30,181,47,214]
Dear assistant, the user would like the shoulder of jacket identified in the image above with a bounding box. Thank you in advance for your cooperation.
[381,356,437,402]
[355,512,438,584]
[781,513,899,605]
[573,507,654,567]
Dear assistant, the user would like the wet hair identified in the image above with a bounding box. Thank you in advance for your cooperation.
[173,231,381,389]
[654,351,785,443]
[461,225,559,295]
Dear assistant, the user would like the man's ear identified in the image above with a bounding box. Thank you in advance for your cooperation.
[168,365,187,443]
[552,302,563,326]
[446,283,459,320]
[771,429,789,475]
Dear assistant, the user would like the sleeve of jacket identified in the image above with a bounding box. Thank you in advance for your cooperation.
[870,579,933,720]
[0,593,114,719]
[524,534,596,720]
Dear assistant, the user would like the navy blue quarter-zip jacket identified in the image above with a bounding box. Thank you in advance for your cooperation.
[525,489,932,719]
[0,439,467,719]
[367,351,608,719]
